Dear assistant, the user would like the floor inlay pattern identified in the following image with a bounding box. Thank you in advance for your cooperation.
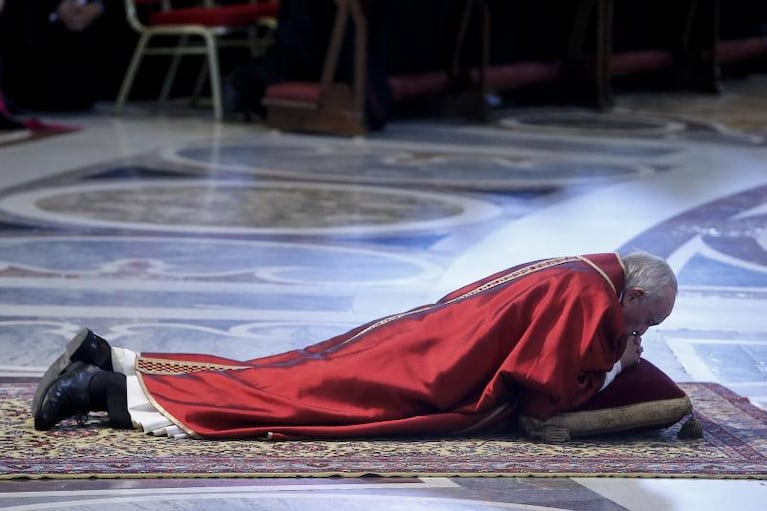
[1,88,767,508]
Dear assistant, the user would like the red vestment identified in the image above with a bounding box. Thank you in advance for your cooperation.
[136,253,628,439]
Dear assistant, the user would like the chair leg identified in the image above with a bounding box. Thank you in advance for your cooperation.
[565,0,614,109]
[594,0,614,109]
[250,19,277,57]
[159,35,189,104]
[203,33,223,121]
[116,32,151,113]
[192,59,209,107]
[248,26,259,57]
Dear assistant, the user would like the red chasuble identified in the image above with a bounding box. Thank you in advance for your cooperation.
[136,253,629,439]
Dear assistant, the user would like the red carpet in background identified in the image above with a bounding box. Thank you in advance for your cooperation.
[0,91,80,147]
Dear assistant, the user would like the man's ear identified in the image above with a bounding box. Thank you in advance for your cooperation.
[624,287,646,303]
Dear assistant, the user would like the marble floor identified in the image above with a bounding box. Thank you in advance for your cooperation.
[1,76,767,509]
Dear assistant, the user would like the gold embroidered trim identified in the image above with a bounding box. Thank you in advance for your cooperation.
[340,256,580,347]
[451,256,580,301]
[615,251,626,275]
[136,371,200,438]
[577,255,617,295]
[136,356,249,376]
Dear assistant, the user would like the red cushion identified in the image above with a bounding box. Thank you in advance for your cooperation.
[518,359,692,441]
[388,71,449,102]
[149,2,280,27]
[575,358,687,412]
[264,82,322,104]
[717,37,767,64]
[476,62,562,90]
[609,50,675,76]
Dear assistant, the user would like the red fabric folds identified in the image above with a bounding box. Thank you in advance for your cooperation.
[575,358,687,411]
[138,253,629,439]
[148,2,280,28]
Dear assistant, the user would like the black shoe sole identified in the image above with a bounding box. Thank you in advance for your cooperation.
[31,329,95,416]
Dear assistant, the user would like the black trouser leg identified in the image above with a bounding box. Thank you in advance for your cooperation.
[89,372,132,429]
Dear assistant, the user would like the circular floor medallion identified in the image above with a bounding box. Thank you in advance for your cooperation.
[499,110,686,137]
[0,180,500,235]
[166,140,653,189]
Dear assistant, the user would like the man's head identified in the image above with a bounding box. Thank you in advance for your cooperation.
[620,252,678,335]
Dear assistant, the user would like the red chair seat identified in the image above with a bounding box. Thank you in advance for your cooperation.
[388,71,449,102]
[479,62,562,90]
[609,50,675,76]
[265,82,322,104]
[149,2,280,28]
[717,37,767,65]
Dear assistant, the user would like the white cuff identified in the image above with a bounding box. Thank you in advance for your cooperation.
[599,360,623,391]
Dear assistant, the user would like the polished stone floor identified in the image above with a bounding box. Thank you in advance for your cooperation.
[1,75,767,509]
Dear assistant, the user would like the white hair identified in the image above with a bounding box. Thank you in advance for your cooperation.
[622,251,677,298]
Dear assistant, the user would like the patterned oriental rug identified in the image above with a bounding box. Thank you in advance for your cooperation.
[1,382,766,480]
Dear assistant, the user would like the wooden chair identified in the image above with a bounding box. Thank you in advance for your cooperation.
[263,0,368,135]
[263,0,487,135]
[115,0,279,121]
[580,0,723,106]
[562,0,614,109]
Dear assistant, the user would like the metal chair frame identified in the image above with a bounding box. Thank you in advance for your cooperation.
[115,0,275,120]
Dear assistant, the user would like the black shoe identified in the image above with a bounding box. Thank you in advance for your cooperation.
[34,361,102,431]
[32,328,112,416]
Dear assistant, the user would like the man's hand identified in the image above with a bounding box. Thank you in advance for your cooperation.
[619,332,643,368]
[57,0,103,32]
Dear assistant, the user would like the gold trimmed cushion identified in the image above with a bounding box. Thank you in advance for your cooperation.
[518,359,692,443]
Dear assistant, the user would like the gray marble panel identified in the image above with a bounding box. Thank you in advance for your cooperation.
[0,320,360,367]
[377,123,681,158]
[171,143,650,189]
[0,237,440,285]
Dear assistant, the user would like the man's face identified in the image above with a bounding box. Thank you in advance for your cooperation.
[621,286,676,335]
